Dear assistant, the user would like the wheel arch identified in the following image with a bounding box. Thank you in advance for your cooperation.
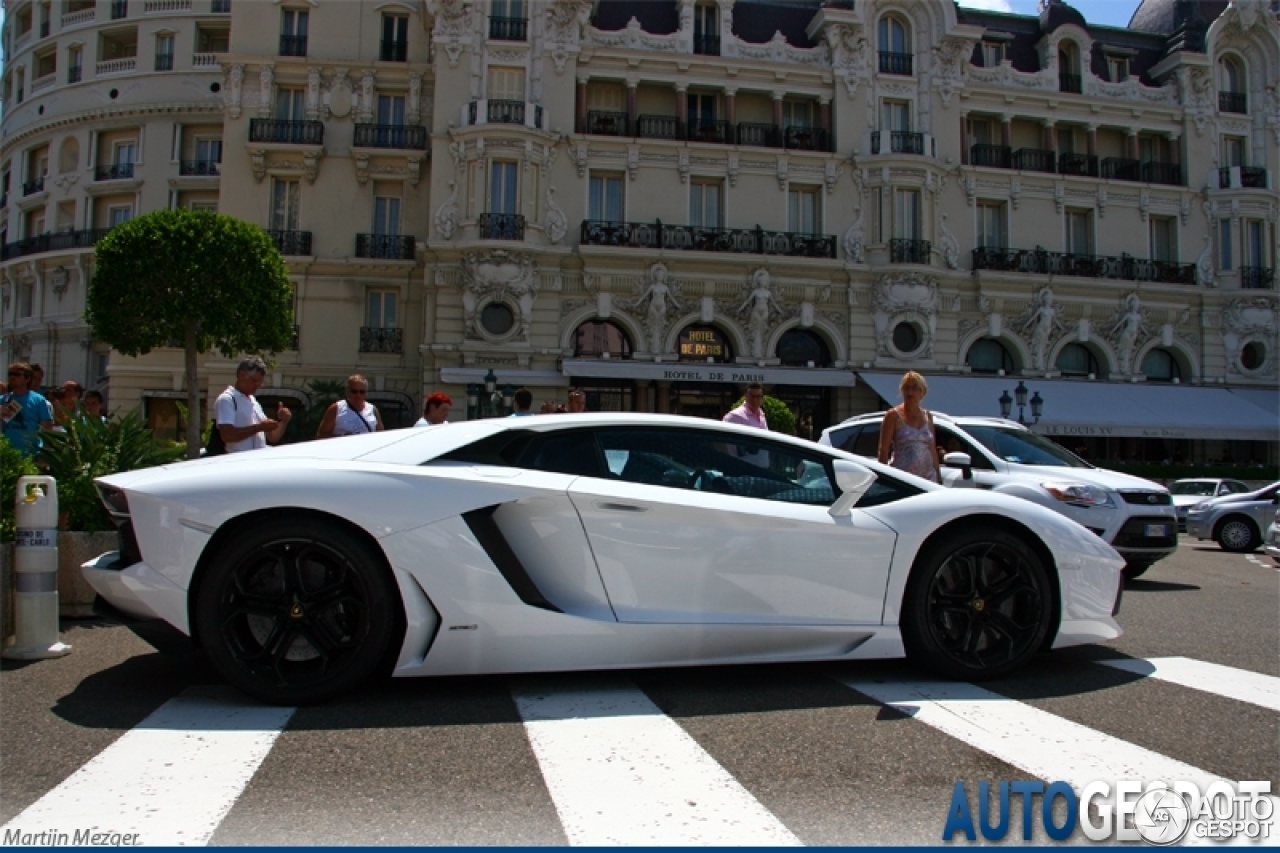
[907,513,1062,646]
[186,507,406,650]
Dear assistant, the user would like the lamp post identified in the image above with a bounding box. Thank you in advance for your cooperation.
[466,368,513,419]
[998,380,1044,425]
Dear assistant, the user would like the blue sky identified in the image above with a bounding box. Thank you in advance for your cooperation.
[957,0,1143,29]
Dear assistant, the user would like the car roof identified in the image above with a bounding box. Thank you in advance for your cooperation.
[822,411,1027,433]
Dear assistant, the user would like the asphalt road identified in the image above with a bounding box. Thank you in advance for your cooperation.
[1,536,1276,846]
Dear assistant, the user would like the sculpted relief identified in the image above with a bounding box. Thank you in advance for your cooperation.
[1221,297,1278,377]
[460,250,539,342]
[872,274,939,358]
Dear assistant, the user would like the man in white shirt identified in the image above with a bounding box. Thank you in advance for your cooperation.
[215,356,292,452]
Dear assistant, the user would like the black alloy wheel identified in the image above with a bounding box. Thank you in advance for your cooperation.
[197,519,401,704]
[903,527,1054,680]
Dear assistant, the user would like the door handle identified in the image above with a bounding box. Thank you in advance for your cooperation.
[597,501,648,513]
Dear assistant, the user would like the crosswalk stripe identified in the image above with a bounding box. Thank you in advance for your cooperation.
[1099,657,1280,713]
[511,678,801,847]
[0,687,294,846]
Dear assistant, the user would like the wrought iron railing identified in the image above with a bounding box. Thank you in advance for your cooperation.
[68,65,82,83]
[580,219,836,258]
[1058,152,1097,177]
[1141,161,1182,186]
[636,115,679,140]
[486,99,526,124]
[971,144,1011,168]
[154,51,173,70]
[736,122,778,148]
[1059,73,1081,93]
[488,16,527,40]
[1240,267,1276,289]
[878,51,912,75]
[353,123,427,149]
[355,233,415,260]
[585,110,628,136]
[359,326,403,354]
[22,177,45,196]
[784,125,829,151]
[693,34,720,55]
[1013,148,1055,173]
[479,213,525,240]
[890,131,923,154]
[278,34,307,56]
[1219,91,1247,114]
[1101,157,1140,181]
[1240,166,1267,188]
[249,119,324,144]
[1,228,112,261]
[687,120,730,144]
[95,163,135,181]
[379,39,407,61]
[179,159,220,176]
[267,229,312,255]
[972,246,1196,284]
[890,238,931,264]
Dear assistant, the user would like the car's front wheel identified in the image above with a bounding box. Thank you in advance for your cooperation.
[195,518,402,705]
[902,527,1055,680]
[1215,516,1260,553]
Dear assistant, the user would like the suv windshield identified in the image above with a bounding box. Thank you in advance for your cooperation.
[961,424,1093,468]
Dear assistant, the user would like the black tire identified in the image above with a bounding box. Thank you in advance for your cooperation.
[195,518,401,705]
[902,527,1055,680]
[1215,516,1260,553]
[1122,560,1152,580]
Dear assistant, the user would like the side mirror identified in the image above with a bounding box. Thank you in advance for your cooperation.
[942,451,973,481]
[829,459,877,517]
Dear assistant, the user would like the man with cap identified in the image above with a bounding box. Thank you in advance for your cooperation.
[215,356,292,452]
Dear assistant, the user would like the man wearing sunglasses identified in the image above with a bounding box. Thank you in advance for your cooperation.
[1,362,55,457]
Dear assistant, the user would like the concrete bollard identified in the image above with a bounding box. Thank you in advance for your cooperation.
[2,476,71,660]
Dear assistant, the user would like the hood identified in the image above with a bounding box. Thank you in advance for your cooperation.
[1005,463,1167,493]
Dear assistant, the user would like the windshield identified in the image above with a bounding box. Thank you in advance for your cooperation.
[961,425,1093,468]
[1171,481,1219,496]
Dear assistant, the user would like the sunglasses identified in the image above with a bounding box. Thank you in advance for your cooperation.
[348,389,368,395]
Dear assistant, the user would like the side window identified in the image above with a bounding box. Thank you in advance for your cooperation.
[597,428,838,506]
[519,432,608,477]
[831,424,878,458]
[936,426,995,471]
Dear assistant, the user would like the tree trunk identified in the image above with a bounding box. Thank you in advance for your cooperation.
[184,318,202,459]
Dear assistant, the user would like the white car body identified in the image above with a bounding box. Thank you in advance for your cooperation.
[819,413,1176,579]
[84,413,1123,703]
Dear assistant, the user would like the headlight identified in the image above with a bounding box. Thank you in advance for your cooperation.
[1041,482,1115,508]
[1187,502,1210,513]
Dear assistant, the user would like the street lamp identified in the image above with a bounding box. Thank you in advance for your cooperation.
[998,380,1044,425]
[466,369,513,418]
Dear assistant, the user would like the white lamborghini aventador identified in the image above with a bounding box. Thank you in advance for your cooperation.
[83,413,1124,704]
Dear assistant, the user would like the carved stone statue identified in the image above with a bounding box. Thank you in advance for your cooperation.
[737,268,782,359]
[631,262,682,354]
[544,186,567,245]
[1022,286,1064,371]
[843,206,865,264]
[1110,292,1148,375]
[434,180,458,240]
[1195,234,1215,286]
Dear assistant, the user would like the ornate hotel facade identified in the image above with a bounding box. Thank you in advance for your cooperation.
[1,0,1277,462]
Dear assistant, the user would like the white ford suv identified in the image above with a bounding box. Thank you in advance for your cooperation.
[820,412,1177,580]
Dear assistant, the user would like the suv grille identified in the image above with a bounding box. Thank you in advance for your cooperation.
[1118,490,1172,506]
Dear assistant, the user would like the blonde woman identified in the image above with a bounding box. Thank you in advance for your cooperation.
[877,371,940,483]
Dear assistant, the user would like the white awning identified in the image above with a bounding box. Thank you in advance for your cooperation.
[857,373,1279,442]
[562,359,858,388]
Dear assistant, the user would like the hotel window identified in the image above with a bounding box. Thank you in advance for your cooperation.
[18,282,34,318]
[693,2,717,54]
[486,66,525,102]
[968,116,996,145]
[280,9,308,56]
[1221,136,1246,168]
[782,99,812,129]
[275,88,306,121]
[1219,219,1233,271]
[977,201,1006,249]
[113,141,136,168]
[271,178,300,231]
[877,15,907,55]
[588,173,623,223]
[893,189,920,240]
[1244,219,1268,269]
[108,204,133,227]
[880,100,910,132]
[690,179,722,228]
[67,46,82,83]
[366,289,397,329]
[489,161,518,214]
[381,14,408,61]
[373,189,401,236]
[155,33,173,71]
[1107,56,1128,83]
[980,41,1002,67]
[788,186,820,235]
[195,137,222,164]
[377,94,406,126]
[1149,216,1175,263]
[1065,208,1092,256]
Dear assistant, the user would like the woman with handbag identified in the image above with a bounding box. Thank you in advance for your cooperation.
[317,374,383,438]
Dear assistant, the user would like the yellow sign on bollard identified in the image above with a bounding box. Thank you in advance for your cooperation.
[3,476,71,659]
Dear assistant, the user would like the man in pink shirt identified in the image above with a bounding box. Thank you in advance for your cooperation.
[722,383,769,466]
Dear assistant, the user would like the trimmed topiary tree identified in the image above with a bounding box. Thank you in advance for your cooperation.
[87,210,295,458]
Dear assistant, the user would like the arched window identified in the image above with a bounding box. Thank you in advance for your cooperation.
[966,338,1015,375]
[776,329,831,367]
[877,16,911,74]
[1218,56,1246,113]
[1058,43,1081,93]
[1055,343,1101,378]
[1140,348,1182,383]
[573,320,632,358]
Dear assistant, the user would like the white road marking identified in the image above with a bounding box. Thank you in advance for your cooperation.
[0,687,294,846]
[1100,657,1280,713]
[511,679,800,847]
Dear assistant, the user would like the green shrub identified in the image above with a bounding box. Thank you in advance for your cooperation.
[38,411,186,531]
[0,437,39,543]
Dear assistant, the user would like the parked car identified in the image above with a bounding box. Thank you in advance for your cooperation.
[81,413,1124,704]
[819,413,1176,580]
[1264,509,1280,566]
[1169,478,1251,531]
[1185,481,1280,553]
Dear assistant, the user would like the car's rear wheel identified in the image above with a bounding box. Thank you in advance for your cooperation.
[902,527,1054,680]
[1215,516,1260,553]
[196,519,401,705]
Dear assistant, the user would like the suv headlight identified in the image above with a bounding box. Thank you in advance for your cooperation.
[1041,482,1115,508]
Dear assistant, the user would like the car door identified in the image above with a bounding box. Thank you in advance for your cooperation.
[567,426,896,625]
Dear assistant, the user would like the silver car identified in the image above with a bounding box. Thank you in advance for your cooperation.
[1169,478,1251,531]
[1184,481,1280,553]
